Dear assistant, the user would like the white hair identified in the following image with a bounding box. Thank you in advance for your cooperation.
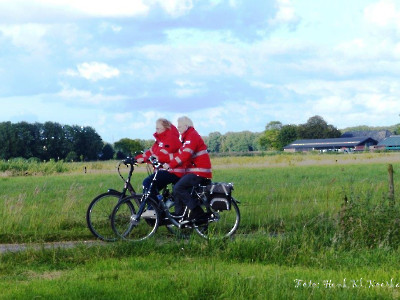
[177,116,193,127]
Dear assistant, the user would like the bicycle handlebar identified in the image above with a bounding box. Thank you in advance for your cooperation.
[116,156,166,182]
[148,156,164,169]
[123,157,137,166]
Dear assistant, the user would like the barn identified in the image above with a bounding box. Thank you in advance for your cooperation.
[283,137,378,153]
[377,135,400,150]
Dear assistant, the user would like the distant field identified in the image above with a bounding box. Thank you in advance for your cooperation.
[1,152,400,299]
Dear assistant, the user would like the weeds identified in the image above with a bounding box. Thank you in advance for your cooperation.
[333,189,400,250]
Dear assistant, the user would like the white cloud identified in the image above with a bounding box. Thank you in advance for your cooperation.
[57,87,127,104]
[36,0,150,17]
[0,23,49,53]
[364,0,400,28]
[174,80,204,97]
[269,0,299,25]
[66,62,120,81]
[312,96,353,114]
[151,0,193,17]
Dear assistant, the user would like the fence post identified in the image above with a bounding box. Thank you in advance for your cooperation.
[388,164,395,204]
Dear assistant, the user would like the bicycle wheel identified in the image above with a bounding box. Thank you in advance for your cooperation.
[111,196,160,242]
[195,198,240,239]
[165,210,194,239]
[86,192,127,242]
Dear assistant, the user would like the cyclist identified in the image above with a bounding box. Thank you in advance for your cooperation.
[135,118,186,217]
[162,116,212,224]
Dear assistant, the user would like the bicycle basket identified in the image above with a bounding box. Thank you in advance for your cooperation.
[206,182,233,211]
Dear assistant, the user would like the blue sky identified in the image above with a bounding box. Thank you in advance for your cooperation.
[1,0,400,143]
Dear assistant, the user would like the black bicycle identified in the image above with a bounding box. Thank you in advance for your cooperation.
[110,158,241,241]
[86,157,142,242]
[86,157,188,241]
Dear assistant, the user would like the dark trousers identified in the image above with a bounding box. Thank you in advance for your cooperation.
[173,173,204,213]
[142,170,179,199]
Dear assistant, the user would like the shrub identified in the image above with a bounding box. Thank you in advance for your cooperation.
[66,151,78,162]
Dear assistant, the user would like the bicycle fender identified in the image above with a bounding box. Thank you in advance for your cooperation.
[107,189,122,196]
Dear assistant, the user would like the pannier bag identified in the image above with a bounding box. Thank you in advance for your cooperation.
[206,182,234,211]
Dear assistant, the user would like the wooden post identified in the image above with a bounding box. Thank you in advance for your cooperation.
[388,164,395,204]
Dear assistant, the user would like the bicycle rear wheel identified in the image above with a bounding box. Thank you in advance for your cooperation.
[195,198,240,239]
[111,196,160,242]
[86,192,136,242]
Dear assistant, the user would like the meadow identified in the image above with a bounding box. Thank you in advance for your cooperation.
[2,152,400,299]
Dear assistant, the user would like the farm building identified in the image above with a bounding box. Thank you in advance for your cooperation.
[377,135,400,150]
[341,130,392,142]
[283,137,378,153]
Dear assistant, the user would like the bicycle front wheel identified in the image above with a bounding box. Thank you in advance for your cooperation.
[111,196,160,242]
[86,192,127,242]
[195,198,240,240]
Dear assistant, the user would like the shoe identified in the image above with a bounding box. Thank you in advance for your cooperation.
[188,206,208,225]
[141,210,156,219]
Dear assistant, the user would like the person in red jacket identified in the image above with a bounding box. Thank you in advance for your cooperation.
[135,118,185,216]
[163,116,212,223]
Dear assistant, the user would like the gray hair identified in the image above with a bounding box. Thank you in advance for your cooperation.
[177,116,193,128]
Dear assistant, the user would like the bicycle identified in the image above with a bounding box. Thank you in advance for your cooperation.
[110,158,241,241]
[86,157,142,242]
[86,157,179,242]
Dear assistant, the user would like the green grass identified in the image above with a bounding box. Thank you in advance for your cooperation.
[2,154,400,298]
[2,239,400,299]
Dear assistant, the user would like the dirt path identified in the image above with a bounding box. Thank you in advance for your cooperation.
[0,240,104,254]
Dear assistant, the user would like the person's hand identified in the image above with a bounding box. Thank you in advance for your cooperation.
[136,157,144,163]
[163,163,170,170]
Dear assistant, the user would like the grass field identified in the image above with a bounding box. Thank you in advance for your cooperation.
[2,152,400,299]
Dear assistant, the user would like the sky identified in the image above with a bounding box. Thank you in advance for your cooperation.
[1,0,400,143]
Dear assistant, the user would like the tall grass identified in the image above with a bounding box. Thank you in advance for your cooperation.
[1,156,399,246]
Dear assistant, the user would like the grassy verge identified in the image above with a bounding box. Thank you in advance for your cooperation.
[1,238,400,299]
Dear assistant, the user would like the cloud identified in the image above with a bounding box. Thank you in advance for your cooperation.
[152,0,194,17]
[0,0,150,21]
[0,23,50,54]
[57,87,127,105]
[269,0,299,25]
[0,0,197,22]
[364,0,400,28]
[65,62,120,81]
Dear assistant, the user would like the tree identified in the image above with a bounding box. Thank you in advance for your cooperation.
[206,132,222,152]
[259,121,282,150]
[114,138,143,157]
[394,124,400,135]
[14,122,43,159]
[100,143,115,160]
[79,126,104,160]
[62,125,103,161]
[277,124,298,150]
[65,151,78,162]
[41,122,65,160]
[297,116,341,139]
[0,122,16,159]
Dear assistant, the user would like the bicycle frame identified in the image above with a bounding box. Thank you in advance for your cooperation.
[133,160,184,228]
[111,157,241,241]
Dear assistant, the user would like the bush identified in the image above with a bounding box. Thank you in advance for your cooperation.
[66,151,78,162]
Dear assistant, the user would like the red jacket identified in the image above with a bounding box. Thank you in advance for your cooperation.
[165,127,212,179]
[135,125,186,177]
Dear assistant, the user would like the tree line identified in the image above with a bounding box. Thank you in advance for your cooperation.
[2,116,398,161]
[204,115,342,152]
